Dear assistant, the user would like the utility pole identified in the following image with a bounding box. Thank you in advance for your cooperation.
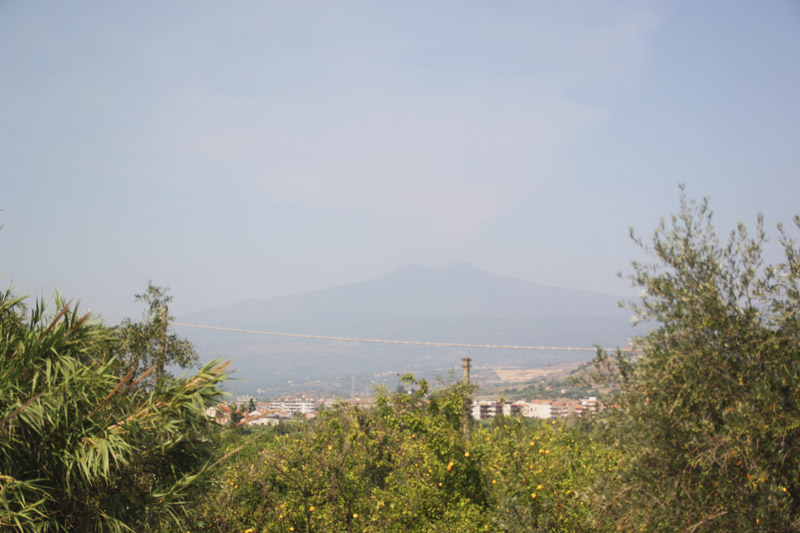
[462,357,471,383]
[462,357,472,443]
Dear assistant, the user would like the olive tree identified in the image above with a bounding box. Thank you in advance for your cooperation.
[593,189,800,531]
[115,282,197,386]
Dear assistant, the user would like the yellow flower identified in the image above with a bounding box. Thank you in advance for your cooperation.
[309,506,315,512]
[536,484,543,490]
[353,513,359,519]
[464,452,470,457]
[245,529,254,533]
[531,493,537,499]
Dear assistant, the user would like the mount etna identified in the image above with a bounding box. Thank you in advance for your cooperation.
[177,264,636,394]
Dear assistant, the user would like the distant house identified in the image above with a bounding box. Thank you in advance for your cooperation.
[206,404,232,426]
[247,417,280,426]
[242,410,280,426]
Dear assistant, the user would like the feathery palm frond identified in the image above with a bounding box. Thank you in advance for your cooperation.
[0,291,229,531]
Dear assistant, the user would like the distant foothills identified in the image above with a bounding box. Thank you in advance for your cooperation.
[176,263,638,395]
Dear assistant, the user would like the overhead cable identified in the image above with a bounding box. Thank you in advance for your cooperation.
[170,321,630,352]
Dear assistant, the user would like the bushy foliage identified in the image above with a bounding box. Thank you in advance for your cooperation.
[0,292,228,531]
[190,377,612,532]
[592,190,800,531]
[474,416,618,532]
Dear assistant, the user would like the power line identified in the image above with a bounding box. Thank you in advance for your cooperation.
[170,321,629,353]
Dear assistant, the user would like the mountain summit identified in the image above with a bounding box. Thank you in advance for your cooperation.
[186,263,626,330]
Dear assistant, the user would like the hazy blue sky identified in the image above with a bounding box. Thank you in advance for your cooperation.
[2,1,799,324]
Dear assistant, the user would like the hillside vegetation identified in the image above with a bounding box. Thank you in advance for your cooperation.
[2,191,799,531]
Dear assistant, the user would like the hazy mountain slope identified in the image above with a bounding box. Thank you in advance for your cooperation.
[178,264,635,393]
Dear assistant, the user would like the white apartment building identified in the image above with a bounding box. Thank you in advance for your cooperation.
[269,397,316,415]
[236,395,256,409]
[580,396,600,413]
[525,400,571,419]
[472,400,501,420]
[473,398,598,421]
